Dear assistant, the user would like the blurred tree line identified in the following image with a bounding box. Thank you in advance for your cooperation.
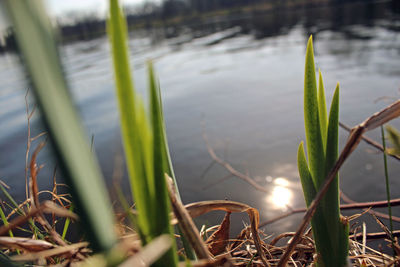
[0,0,398,53]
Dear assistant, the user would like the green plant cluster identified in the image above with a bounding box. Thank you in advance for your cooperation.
[298,36,349,267]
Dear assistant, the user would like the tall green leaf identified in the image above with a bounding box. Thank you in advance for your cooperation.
[304,36,325,190]
[318,70,328,149]
[107,1,178,266]
[5,0,117,253]
[107,0,152,239]
[297,142,316,207]
[324,84,340,222]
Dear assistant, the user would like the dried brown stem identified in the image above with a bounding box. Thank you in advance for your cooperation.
[261,198,400,227]
[30,142,46,209]
[339,121,400,161]
[340,191,400,223]
[0,201,77,236]
[350,230,400,241]
[166,175,211,260]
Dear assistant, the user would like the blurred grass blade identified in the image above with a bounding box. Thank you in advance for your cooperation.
[148,62,194,259]
[148,63,180,196]
[0,252,21,267]
[107,0,152,239]
[61,204,74,241]
[148,62,179,261]
[386,125,400,155]
[5,0,117,253]
[107,0,178,266]
[119,235,172,267]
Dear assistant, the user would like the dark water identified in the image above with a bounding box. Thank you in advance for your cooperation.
[1,1,400,237]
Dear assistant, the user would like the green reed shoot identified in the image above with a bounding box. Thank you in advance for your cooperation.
[107,0,178,266]
[381,126,395,255]
[297,36,349,266]
[5,0,118,255]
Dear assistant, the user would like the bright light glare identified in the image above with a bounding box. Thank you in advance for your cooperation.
[274,177,290,187]
[268,177,292,209]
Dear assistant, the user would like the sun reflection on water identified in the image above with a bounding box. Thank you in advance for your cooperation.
[267,177,293,210]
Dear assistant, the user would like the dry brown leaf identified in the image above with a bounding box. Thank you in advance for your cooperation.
[206,211,231,256]
[166,188,270,266]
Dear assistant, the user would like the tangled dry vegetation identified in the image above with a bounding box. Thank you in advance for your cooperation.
[1,100,400,266]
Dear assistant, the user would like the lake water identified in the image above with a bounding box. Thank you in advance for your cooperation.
[1,1,400,236]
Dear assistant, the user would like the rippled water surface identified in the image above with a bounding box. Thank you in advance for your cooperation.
[1,1,400,234]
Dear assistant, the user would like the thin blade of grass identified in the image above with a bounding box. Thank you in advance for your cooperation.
[61,204,74,241]
[381,126,395,255]
[5,0,117,253]
[0,182,42,238]
[0,206,13,237]
[107,0,152,239]
[0,183,23,216]
[148,62,179,264]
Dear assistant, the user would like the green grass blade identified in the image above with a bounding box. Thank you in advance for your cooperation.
[381,126,395,255]
[0,205,13,237]
[304,36,325,189]
[148,62,179,266]
[107,0,152,239]
[324,84,340,220]
[108,2,178,266]
[297,142,316,206]
[5,0,117,253]
[148,61,195,261]
[324,84,349,265]
[61,204,74,241]
[318,70,328,150]
[0,182,42,238]
[0,183,23,216]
